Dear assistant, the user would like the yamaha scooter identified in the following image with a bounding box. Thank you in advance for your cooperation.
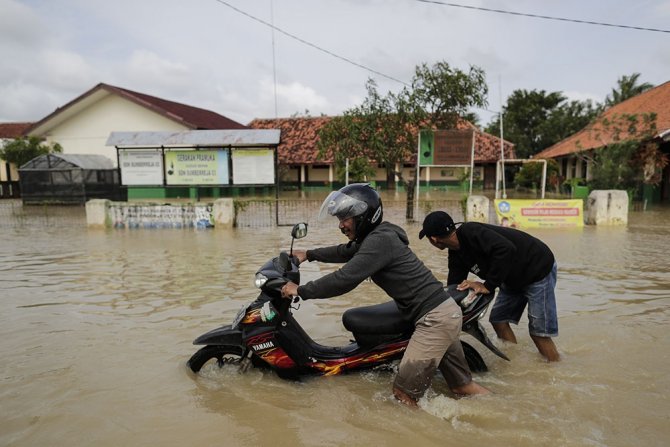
[187,223,509,377]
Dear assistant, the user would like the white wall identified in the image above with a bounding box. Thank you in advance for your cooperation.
[41,95,188,166]
[307,166,331,182]
[0,139,19,181]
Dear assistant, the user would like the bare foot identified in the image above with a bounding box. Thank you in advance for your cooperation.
[451,381,491,397]
[393,386,419,407]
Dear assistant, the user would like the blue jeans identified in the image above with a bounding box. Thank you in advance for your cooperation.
[489,262,558,337]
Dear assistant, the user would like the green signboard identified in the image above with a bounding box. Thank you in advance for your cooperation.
[418,129,474,166]
[164,149,229,185]
[419,129,434,165]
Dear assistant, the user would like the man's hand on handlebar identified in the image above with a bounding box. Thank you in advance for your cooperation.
[456,280,490,295]
[291,250,307,265]
[281,281,299,300]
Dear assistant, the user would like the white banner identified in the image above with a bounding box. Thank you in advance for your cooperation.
[119,150,164,185]
[232,149,274,185]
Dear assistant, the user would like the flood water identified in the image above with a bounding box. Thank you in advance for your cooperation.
[1,201,669,447]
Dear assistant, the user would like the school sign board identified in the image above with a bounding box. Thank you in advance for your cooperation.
[419,129,474,166]
[119,149,164,185]
[164,150,229,185]
[494,199,584,228]
[107,130,281,187]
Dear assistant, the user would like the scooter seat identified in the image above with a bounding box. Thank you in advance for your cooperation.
[342,300,413,335]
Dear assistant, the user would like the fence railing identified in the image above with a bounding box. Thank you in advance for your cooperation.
[234,199,466,227]
[5,196,648,229]
[0,200,86,228]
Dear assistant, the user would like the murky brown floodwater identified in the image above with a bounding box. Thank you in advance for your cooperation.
[1,201,669,447]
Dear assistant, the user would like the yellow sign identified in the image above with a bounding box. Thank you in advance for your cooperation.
[494,199,584,228]
[164,150,229,185]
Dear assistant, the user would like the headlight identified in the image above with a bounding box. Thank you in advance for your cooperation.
[254,273,268,289]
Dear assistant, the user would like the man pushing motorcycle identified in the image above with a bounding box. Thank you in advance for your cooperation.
[280,183,490,406]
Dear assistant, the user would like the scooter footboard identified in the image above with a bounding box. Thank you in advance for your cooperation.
[354,331,412,348]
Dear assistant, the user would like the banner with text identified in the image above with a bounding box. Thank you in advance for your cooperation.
[164,150,229,185]
[232,149,275,185]
[494,199,584,228]
[119,149,164,185]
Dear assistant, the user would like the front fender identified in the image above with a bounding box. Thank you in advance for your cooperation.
[193,324,243,346]
[463,321,510,361]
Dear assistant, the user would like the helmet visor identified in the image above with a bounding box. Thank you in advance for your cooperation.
[317,190,369,221]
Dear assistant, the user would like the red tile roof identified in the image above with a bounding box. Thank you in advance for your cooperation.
[0,122,33,139]
[248,116,514,165]
[24,83,247,135]
[536,80,670,159]
[249,116,334,164]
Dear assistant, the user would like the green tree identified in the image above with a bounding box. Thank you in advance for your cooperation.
[0,136,63,168]
[589,141,639,191]
[605,73,654,107]
[318,62,490,181]
[486,90,599,159]
[514,159,560,190]
[317,61,489,218]
[583,113,667,197]
[409,62,488,129]
[334,156,376,183]
[460,111,481,128]
[318,78,416,188]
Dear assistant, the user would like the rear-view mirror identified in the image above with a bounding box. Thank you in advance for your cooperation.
[291,222,308,239]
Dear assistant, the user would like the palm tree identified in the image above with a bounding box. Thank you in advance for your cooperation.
[605,73,654,107]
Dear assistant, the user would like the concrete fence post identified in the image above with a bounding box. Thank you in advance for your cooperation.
[212,198,234,229]
[466,195,490,223]
[86,199,111,228]
[585,190,629,225]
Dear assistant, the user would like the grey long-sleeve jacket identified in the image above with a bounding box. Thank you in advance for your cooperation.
[297,221,446,323]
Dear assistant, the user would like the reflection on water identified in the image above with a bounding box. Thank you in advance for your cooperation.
[1,204,669,447]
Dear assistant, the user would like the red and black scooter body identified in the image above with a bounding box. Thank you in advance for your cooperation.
[188,224,508,378]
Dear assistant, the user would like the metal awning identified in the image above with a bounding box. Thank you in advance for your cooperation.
[106,129,281,147]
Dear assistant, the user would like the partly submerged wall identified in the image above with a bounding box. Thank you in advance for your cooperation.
[86,199,234,229]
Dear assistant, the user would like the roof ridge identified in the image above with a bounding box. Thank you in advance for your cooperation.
[24,82,246,135]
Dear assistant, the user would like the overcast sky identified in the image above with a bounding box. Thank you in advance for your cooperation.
[1,0,669,128]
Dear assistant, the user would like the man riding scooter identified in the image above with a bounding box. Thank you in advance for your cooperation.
[280,183,490,406]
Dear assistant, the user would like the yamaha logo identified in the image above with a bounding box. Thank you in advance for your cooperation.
[251,341,275,352]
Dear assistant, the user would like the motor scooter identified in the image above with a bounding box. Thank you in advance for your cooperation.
[187,223,509,378]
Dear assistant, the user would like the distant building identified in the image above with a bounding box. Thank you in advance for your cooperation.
[536,80,670,203]
[248,116,514,190]
[23,83,247,167]
[0,122,33,198]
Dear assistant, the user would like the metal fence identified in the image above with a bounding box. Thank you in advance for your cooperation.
[0,200,87,228]
[0,198,476,229]
[0,181,20,199]
[234,199,467,228]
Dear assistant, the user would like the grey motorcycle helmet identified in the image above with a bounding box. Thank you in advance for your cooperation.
[317,183,383,243]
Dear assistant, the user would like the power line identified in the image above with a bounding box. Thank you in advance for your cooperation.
[212,0,410,86]
[416,0,670,34]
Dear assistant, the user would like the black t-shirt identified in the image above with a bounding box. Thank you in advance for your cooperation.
[447,222,555,292]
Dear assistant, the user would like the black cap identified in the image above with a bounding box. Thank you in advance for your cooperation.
[419,211,456,239]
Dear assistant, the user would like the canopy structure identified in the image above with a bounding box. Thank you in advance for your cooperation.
[106,129,281,148]
[106,130,283,199]
[19,153,123,204]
